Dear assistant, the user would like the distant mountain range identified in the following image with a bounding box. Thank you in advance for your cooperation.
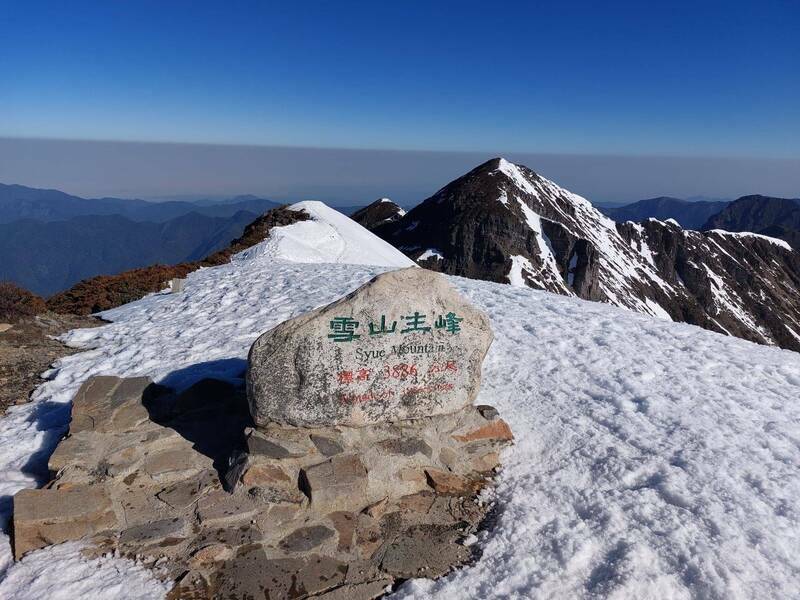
[601,196,730,229]
[364,158,800,352]
[600,193,800,248]
[0,211,260,296]
[0,183,281,223]
[0,184,374,296]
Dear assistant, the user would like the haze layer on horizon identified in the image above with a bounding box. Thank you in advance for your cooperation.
[2,138,799,207]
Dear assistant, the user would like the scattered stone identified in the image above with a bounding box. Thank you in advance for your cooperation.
[439,446,458,469]
[397,491,436,514]
[377,437,432,458]
[452,418,514,443]
[476,404,499,420]
[314,579,393,600]
[279,525,336,552]
[120,517,188,547]
[397,467,428,485]
[380,523,470,578]
[247,268,493,427]
[156,470,217,509]
[241,462,291,486]
[196,490,261,527]
[167,569,210,600]
[13,485,117,558]
[70,376,153,434]
[300,454,368,512]
[311,434,344,457]
[188,543,233,568]
[245,427,307,459]
[362,497,389,519]
[0,323,12,334]
[212,548,347,599]
[424,469,480,495]
[143,446,210,482]
[471,451,501,473]
[327,511,356,552]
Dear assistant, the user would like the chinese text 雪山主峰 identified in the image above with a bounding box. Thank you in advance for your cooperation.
[328,311,463,342]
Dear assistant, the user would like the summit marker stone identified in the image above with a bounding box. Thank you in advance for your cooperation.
[246,267,493,427]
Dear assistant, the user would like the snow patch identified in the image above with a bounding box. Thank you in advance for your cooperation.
[418,248,444,261]
[707,229,792,251]
[0,542,170,600]
[507,255,534,287]
[515,198,571,294]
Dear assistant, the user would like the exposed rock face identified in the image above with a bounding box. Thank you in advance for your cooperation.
[701,194,800,249]
[351,198,406,230]
[247,267,493,427]
[617,220,800,350]
[0,312,100,414]
[14,375,512,598]
[373,158,800,352]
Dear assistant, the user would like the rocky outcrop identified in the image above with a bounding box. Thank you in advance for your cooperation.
[373,158,800,352]
[351,199,406,230]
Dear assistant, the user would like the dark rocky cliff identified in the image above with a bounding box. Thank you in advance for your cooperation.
[350,198,406,230]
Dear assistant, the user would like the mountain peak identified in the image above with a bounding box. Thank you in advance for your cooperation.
[370,160,800,352]
[350,197,406,230]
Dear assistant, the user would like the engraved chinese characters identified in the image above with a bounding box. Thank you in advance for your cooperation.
[246,267,493,427]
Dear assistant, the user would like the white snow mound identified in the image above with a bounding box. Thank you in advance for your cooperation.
[234,200,416,267]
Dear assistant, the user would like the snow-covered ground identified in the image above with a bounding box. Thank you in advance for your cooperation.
[1,205,799,598]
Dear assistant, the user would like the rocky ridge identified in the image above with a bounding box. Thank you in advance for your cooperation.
[372,158,800,351]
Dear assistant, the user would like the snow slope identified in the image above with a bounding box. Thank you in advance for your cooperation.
[236,200,415,267]
[1,213,800,597]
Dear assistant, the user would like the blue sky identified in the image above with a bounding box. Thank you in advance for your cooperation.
[3,1,799,158]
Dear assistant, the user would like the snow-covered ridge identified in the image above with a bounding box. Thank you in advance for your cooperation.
[233,200,415,267]
[707,229,792,251]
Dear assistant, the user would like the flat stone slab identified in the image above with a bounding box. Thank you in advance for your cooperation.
[70,376,153,434]
[247,267,493,427]
[212,548,348,599]
[380,523,470,579]
[301,454,368,513]
[13,485,117,558]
